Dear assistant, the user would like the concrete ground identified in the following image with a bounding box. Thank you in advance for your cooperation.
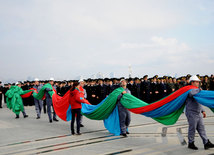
[0,102,214,155]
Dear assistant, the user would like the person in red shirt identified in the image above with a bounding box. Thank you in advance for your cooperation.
[70,81,89,135]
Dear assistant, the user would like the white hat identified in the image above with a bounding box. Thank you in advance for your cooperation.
[189,75,201,82]
[16,82,20,85]
[120,79,126,83]
[50,77,54,81]
[79,79,84,82]
[34,78,39,81]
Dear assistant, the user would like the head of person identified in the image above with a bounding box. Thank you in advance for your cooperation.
[120,79,127,88]
[134,78,139,84]
[98,79,103,85]
[16,82,21,87]
[128,78,134,84]
[109,80,113,85]
[79,79,85,87]
[168,78,173,83]
[143,75,148,81]
[70,81,80,91]
[189,75,200,88]
[49,78,54,85]
[204,76,208,82]
[34,78,39,85]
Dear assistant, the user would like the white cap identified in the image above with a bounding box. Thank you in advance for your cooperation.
[35,78,39,81]
[189,75,201,82]
[79,79,84,83]
[16,82,20,85]
[50,77,54,81]
[120,79,126,83]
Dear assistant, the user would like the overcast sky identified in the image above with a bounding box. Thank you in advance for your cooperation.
[0,0,214,82]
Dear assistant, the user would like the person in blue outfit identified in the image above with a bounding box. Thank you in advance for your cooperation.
[117,79,131,137]
[45,78,58,123]
[185,75,214,150]
[33,78,43,119]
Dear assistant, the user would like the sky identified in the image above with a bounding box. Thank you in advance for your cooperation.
[0,0,214,82]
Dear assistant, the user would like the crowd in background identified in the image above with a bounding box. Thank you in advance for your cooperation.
[1,74,214,108]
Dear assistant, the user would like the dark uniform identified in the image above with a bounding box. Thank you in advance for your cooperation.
[96,84,107,103]
[131,83,141,99]
[0,82,3,108]
[167,82,175,95]
[45,87,57,122]
[3,84,10,104]
[158,82,167,99]
[87,84,98,105]
[141,80,151,103]
[150,82,159,102]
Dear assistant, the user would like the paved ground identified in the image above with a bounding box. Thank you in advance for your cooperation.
[0,102,214,155]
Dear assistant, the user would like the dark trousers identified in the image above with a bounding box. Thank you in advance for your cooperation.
[0,94,2,108]
[16,110,26,117]
[46,99,56,121]
[43,99,47,114]
[70,109,81,133]
[4,94,6,103]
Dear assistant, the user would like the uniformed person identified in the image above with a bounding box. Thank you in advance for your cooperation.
[202,76,210,90]
[127,78,134,95]
[133,78,141,99]
[158,78,167,99]
[33,78,43,119]
[45,78,58,123]
[96,79,107,103]
[150,77,159,102]
[88,80,98,105]
[140,75,151,103]
[117,79,131,137]
[0,81,3,108]
[185,75,214,150]
[167,77,175,95]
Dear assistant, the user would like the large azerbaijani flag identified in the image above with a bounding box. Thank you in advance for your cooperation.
[80,85,214,135]
[6,84,214,136]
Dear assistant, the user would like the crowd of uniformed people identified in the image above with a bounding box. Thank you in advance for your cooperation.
[1,74,214,108]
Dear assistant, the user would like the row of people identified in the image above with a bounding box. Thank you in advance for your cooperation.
[1,74,214,108]
[1,75,214,150]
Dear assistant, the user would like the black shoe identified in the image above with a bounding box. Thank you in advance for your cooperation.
[71,130,75,135]
[49,120,53,123]
[80,124,84,127]
[24,115,28,118]
[126,131,130,134]
[15,115,19,119]
[188,142,198,150]
[76,132,82,135]
[36,116,40,119]
[121,133,127,137]
[53,118,59,122]
[204,140,214,150]
[0,106,2,108]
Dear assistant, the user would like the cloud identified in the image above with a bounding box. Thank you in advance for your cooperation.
[120,36,191,53]
[118,36,213,77]
[0,0,214,82]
